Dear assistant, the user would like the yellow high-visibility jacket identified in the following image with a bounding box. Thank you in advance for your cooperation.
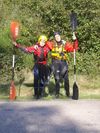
[46,39,78,61]
[51,42,69,61]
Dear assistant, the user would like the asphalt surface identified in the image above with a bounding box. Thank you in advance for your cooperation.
[0,100,100,133]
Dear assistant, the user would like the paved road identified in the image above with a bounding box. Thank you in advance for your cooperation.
[0,100,100,133]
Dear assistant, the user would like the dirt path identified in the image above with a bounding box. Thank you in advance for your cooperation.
[0,100,100,133]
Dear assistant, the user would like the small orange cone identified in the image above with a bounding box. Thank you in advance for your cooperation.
[10,81,16,100]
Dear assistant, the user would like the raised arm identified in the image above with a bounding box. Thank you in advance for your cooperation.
[64,32,78,52]
[64,39,78,52]
[46,41,53,50]
[13,41,37,54]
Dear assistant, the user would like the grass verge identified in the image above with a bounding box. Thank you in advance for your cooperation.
[0,74,100,100]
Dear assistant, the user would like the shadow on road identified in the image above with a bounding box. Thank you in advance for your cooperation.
[0,102,99,133]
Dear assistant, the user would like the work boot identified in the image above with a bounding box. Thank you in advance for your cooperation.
[38,88,43,99]
[34,88,39,99]
[66,91,70,97]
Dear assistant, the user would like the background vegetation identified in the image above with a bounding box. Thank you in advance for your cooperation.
[0,0,100,99]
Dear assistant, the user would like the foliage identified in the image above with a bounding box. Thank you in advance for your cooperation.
[0,0,100,83]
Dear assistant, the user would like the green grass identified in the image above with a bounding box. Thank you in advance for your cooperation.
[0,73,100,100]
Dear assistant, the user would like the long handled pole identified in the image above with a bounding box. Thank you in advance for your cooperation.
[70,11,79,100]
[10,21,19,100]
[12,46,15,80]
[10,48,16,100]
[74,49,76,82]
[72,44,79,100]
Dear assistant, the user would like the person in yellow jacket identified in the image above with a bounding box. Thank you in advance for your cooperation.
[47,32,78,98]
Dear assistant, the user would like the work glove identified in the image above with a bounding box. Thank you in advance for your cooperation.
[72,32,77,40]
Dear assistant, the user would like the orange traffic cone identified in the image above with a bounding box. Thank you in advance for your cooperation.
[10,80,16,100]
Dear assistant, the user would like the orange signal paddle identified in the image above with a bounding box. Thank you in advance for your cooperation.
[10,21,19,100]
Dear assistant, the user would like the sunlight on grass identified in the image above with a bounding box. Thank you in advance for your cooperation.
[0,72,100,100]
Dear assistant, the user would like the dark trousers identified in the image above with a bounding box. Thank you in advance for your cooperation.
[52,59,70,97]
[33,63,47,98]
